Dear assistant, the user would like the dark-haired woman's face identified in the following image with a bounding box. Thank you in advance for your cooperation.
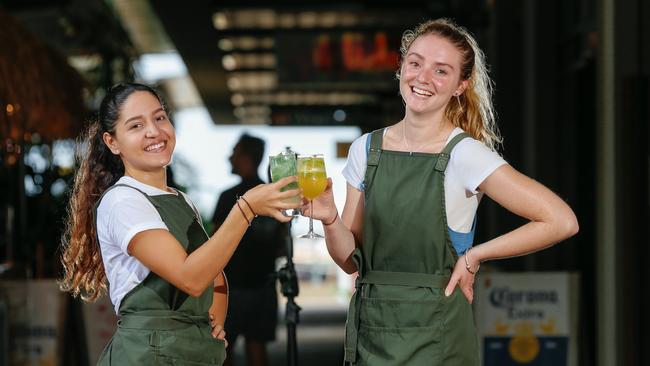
[103,91,175,174]
[399,34,467,117]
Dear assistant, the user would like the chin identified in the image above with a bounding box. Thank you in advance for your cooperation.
[163,155,174,167]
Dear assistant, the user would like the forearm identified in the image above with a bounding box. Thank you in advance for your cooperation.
[209,272,228,325]
[324,217,358,274]
[180,205,251,295]
[472,217,578,263]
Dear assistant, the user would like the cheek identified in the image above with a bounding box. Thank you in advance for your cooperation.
[161,124,176,139]
[433,77,456,92]
[166,129,177,150]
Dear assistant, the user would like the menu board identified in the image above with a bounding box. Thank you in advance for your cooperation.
[276,30,401,86]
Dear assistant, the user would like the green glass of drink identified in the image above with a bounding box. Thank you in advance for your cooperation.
[269,146,301,217]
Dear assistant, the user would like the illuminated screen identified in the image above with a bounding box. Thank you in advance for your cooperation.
[276,30,401,85]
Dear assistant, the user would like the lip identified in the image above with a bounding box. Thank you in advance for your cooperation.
[144,140,167,153]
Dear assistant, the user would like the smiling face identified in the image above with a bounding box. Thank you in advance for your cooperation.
[399,34,468,118]
[103,91,175,175]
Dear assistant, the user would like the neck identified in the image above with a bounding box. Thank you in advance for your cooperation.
[240,174,259,182]
[124,167,168,191]
[402,110,453,145]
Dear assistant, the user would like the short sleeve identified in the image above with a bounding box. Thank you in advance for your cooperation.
[450,138,508,194]
[97,187,168,254]
[342,134,370,191]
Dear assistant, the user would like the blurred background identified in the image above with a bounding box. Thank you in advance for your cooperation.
[0,0,647,365]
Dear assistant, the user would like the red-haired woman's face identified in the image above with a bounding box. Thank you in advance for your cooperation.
[399,34,467,117]
[104,91,176,174]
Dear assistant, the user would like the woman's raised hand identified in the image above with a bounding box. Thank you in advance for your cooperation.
[301,178,338,224]
[242,176,301,222]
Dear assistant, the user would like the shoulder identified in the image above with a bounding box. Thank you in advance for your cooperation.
[342,132,374,191]
[451,132,504,164]
[98,184,150,213]
[447,130,508,193]
[349,133,371,155]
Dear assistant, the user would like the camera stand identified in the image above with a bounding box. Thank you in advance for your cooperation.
[277,225,301,366]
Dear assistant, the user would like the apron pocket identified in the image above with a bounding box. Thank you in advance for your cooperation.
[359,296,444,330]
[107,328,158,365]
[358,326,442,365]
[151,329,226,365]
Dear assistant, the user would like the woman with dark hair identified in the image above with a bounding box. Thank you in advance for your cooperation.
[59,83,300,365]
[304,19,579,365]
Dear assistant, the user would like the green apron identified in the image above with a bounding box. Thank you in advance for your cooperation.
[344,130,480,365]
[95,184,226,365]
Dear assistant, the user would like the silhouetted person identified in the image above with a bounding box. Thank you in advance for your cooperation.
[213,134,287,366]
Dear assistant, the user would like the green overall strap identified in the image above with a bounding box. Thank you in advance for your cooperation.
[435,132,470,263]
[344,248,364,363]
[118,309,209,331]
[434,132,470,172]
[362,129,384,195]
[361,271,449,288]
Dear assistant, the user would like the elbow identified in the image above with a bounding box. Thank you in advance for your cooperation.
[559,213,579,240]
[187,288,205,297]
[568,217,579,237]
[337,256,358,275]
[181,282,207,297]
[184,286,204,298]
[342,265,357,275]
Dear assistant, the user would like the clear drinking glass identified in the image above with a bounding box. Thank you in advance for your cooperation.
[297,154,327,239]
[269,147,301,217]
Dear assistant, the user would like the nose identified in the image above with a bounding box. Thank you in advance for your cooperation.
[144,120,161,138]
[416,67,433,84]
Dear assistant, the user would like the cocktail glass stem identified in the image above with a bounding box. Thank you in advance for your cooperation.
[309,200,314,234]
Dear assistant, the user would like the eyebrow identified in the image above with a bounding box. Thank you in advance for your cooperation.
[406,52,455,70]
[124,107,165,125]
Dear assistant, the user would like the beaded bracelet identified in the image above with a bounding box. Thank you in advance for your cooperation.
[464,248,480,275]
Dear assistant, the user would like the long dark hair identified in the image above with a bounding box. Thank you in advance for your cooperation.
[60,83,167,301]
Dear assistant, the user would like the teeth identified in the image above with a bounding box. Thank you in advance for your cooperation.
[412,87,432,96]
[145,142,164,151]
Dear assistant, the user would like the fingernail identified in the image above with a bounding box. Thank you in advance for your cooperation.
[444,289,451,297]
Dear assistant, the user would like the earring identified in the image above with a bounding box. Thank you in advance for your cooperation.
[455,94,463,111]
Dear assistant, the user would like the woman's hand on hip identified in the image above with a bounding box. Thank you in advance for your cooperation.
[209,314,228,347]
[444,255,476,304]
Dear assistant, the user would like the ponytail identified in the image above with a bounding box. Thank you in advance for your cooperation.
[59,121,123,301]
[59,82,167,301]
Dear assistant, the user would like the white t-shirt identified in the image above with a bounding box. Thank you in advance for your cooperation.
[342,127,507,253]
[96,176,199,314]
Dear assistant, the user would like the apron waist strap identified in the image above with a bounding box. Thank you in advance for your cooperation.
[361,270,449,288]
[118,310,209,330]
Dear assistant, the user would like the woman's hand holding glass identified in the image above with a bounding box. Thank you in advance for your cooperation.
[301,177,337,225]
[242,176,301,222]
[297,154,328,238]
[269,148,301,217]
